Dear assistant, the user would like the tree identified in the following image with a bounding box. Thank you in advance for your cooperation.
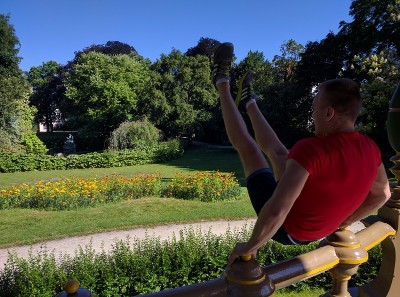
[0,14,20,77]
[64,51,152,136]
[185,37,221,60]
[339,0,400,56]
[272,39,305,83]
[0,75,34,151]
[233,51,275,98]
[142,49,218,139]
[0,14,46,153]
[27,61,65,132]
[352,49,400,138]
[253,40,312,146]
[65,41,138,71]
[296,32,351,89]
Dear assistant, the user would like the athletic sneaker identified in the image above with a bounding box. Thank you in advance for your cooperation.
[236,70,257,112]
[212,42,234,87]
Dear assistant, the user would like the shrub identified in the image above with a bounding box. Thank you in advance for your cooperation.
[0,131,14,153]
[0,131,48,154]
[0,130,25,153]
[0,153,65,172]
[108,119,161,150]
[21,133,48,154]
[0,139,183,173]
[0,226,382,296]
[164,171,241,202]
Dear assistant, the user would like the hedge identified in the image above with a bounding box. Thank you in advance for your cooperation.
[0,139,183,173]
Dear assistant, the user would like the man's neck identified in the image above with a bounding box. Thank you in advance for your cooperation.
[326,124,355,136]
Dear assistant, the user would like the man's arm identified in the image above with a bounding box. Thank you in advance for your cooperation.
[227,159,309,265]
[341,163,391,226]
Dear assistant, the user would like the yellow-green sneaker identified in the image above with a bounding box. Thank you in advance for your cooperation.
[235,70,257,112]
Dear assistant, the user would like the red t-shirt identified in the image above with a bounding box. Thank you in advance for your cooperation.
[284,132,381,241]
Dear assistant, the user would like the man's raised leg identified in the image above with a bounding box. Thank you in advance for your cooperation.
[236,71,288,180]
[216,82,269,177]
[213,43,268,177]
[247,103,288,180]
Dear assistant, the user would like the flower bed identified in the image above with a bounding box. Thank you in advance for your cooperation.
[0,171,241,210]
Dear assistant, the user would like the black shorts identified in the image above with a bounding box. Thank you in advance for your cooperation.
[246,168,312,245]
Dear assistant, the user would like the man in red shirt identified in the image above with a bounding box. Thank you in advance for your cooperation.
[211,42,391,265]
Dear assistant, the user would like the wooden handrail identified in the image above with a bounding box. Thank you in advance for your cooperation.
[264,245,339,289]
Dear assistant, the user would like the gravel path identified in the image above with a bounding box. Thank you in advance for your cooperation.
[0,219,365,270]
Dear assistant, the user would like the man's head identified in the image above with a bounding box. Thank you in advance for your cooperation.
[312,78,362,136]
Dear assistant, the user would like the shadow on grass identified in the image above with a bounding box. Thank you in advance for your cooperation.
[165,143,247,186]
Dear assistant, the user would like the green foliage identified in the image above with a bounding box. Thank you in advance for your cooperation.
[143,49,218,138]
[164,171,241,202]
[72,41,138,61]
[343,0,400,56]
[27,61,65,132]
[108,119,161,150]
[0,227,382,296]
[233,40,313,147]
[0,75,36,148]
[0,129,24,153]
[21,133,48,154]
[64,51,152,134]
[0,139,183,173]
[233,50,275,99]
[0,14,21,77]
[0,249,66,297]
[352,50,400,135]
[0,14,44,154]
[272,39,305,83]
[185,37,221,60]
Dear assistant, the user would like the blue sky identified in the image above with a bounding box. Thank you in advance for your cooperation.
[2,0,353,71]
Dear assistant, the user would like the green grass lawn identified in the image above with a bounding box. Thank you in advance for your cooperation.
[0,195,255,247]
[0,144,247,189]
[0,144,254,247]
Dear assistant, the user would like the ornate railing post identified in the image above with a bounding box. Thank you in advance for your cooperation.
[56,279,94,297]
[224,255,274,296]
[359,81,400,296]
[386,80,400,213]
[319,227,368,297]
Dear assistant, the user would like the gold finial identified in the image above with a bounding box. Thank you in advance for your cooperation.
[64,279,79,294]
[241,254,252,261]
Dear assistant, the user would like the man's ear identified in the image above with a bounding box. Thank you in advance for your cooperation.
[325,106,335,121]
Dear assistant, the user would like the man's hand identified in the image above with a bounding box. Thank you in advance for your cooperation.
[227,242,257,267]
